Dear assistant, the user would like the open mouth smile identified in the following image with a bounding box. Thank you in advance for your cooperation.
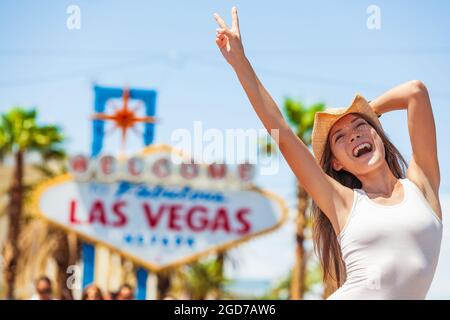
[352,142,373,158]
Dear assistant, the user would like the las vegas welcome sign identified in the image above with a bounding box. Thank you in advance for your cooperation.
[32,144,288,271]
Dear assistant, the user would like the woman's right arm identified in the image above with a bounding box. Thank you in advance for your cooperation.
[214,8,353,224]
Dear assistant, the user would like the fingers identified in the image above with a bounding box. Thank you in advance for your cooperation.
[231,7,240,33]
[216,27,234,38]
[215,32,227,49]
[213,13,228,29]
[214,7,240,39]
[215,36,226,49]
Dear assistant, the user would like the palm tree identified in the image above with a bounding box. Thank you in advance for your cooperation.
[157,269,173,299]
[161,252,236,300]
[162,254,230,300]
[32,161,79,300]
[262,256,323,299]
[0,107,65,299]
[284,98,325,300]
[183,256,229,300]
[15,159,80,300]
[260,98,324,300]
[16,219,79,299]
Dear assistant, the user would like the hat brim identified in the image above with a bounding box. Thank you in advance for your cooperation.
[311,94,382,163]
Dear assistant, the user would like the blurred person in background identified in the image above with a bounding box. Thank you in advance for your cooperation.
[82,284,104,300]
[104,290,118,300]
[116,284,134,300]
[30,276,54,300]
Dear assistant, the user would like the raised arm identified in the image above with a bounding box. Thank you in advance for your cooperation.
[370,80,441,213]
[213,7,353,226]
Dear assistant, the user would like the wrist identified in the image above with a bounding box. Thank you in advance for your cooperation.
[231,55,250,71]
[369,99,383,117]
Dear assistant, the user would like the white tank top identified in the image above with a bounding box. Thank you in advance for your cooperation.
[327,178,443,300]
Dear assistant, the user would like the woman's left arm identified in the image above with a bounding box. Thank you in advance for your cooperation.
[369,80,440,194]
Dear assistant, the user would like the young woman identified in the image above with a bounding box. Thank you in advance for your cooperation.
[213,7,443,299]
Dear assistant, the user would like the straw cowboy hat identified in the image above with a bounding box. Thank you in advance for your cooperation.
[311,94,382,163]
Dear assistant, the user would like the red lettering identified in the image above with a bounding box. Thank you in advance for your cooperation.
[152,158,171,178]
[70,155,88,173]
[168,205,182,231]
[211,207,231,233]
[142,203,165,228]
[180,162,198,179]
[140,203,251,234]
[88,200,107,225]
[100,155,116,175]
[235,208,251,234]
[69,199,81,224]
[111,201,128,227]
[128,157,143,176]
[187,206,209,232]
[208,163,226,179]
[238,163,254,182]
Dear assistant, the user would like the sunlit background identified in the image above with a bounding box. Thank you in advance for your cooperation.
[0,0,449,299]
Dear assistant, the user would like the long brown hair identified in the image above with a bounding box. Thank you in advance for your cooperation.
[311,113,407,291]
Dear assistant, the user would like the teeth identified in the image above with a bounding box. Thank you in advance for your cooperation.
[353,143,372,157]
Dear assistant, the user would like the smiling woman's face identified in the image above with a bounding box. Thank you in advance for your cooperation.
[328,114,385,176]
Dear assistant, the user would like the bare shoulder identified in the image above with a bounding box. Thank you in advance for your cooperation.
[407,159,442,221]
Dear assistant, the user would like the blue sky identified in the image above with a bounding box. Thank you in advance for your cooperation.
[1,0,449,298]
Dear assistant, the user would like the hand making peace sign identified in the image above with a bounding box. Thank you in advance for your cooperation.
[214,7,246,66]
